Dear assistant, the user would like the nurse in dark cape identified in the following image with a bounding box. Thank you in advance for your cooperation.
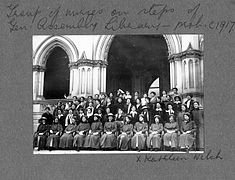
[191,101,204,151]
[46,117,63,150]
[33,117,50,151]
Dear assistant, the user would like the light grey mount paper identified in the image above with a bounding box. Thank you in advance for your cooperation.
[0,0,235,179]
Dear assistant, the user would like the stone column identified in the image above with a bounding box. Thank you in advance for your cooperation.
[175,58,183,93]
[33,65,46,100]
[169,60,173,89]
[169,55,184,93]
[103,67,106,93]
[92,60,107,95]
[75,59,108,96]
[93,66,100,95]
[184,58,189,90]
[68,62,79,97]
[100,66,107,93]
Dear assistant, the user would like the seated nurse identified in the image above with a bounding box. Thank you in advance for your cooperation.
[100,113,117,150]
[179,112,196,151]
[73,115,90,151]
[147,115,163,151]
[163,114,179,151]
[59,117,76,150]
[131,114,148,151]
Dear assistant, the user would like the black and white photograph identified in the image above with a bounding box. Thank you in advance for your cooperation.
[32,34,204,154]
[2,0,235,179]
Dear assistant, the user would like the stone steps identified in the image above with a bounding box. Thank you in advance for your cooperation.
[33,99,72,132]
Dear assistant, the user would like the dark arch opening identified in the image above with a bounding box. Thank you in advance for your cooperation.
[43,47,70,99]
[107,35,170,96]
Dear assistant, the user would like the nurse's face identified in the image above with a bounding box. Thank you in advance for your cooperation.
[156,103,161,108]
[184,115,189,121]
[108,116,113,121]
[126,117,130,123]
[131,106,136,111]
[168,105,172,110]
[106,108,110,113]
[54,118,58,123]
[194,102,199,109]
[155,117,159,123]
[82,117,86,122]
[136,99,140,104]
[139,116,144,122]
[181,105,186,111]
[71,118,75,124]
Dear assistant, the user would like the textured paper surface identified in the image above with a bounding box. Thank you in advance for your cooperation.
[0,0,235,179]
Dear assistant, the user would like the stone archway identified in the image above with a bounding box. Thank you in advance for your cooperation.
[33,36,79,100]
[94,34,181,94]
[43,47,70,99]
[94,34,181,61]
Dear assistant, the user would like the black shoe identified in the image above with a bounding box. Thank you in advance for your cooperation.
[188,147,194,151]
[76,148,80,152]
[165,146,170,151]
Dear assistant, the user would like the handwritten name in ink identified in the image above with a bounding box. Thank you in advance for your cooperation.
[136,149,223,164]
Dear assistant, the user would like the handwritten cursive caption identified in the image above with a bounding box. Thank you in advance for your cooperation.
[5,3,235,34]
[135,149,223,164]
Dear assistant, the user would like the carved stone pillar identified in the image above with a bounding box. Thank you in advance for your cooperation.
[33,65,46,100]
[68,62,79,97]
[170,44,203,103]
[72,59,108,96]
[169,55,182,93]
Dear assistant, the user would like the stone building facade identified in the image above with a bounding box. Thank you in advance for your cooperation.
[33,34,204,130]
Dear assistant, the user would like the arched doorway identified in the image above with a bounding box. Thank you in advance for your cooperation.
[43,47,70,99]
[106,35,170,95]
